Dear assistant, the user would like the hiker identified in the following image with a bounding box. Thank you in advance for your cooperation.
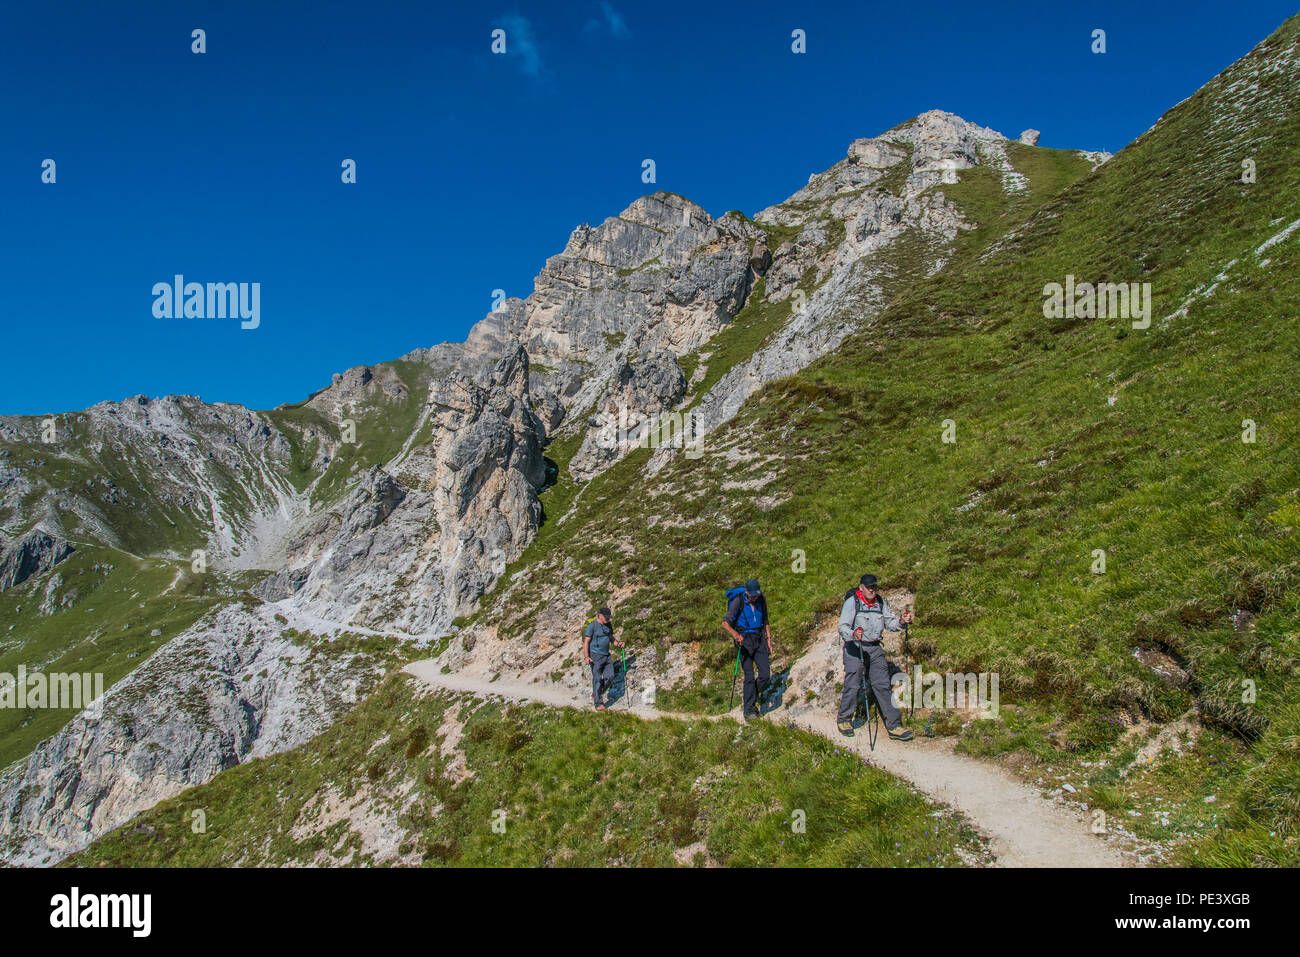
[723,579,773,719]
[583,607,623,711]
[837,574,913,740]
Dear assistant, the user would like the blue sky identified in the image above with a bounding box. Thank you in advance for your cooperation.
[2,0,1294,414]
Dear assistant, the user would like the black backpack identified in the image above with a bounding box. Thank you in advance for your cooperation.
[841,588,886,636]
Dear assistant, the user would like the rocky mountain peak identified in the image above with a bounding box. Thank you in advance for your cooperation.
[306,363,410,419]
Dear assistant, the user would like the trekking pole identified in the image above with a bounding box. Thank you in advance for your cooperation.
[903,621,914,719]
[728,642,741,710]
[622,644,629,709]
[866,685,879,752]
[853,637,879,751]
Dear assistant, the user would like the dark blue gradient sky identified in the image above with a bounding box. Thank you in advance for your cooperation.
[2,0,1293,413]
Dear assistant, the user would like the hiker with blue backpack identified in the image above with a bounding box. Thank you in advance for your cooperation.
[723,579,773,720]
[837,574,913,740]
[584,607,623,711]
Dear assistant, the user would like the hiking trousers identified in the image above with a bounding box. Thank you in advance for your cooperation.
[591,654,614,704]
[838,642,901,729]
[739,631,770,715]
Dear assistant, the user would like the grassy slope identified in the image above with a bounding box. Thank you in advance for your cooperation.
[0,358,436,770]
[479,18,1300,864]
[69,673,985,867]
[265,356,438,507]
[497,139,1096,620]
[0,548,239,768]
[61,20,1300,867]
[492,145,1099,672]
[3,430,219,559]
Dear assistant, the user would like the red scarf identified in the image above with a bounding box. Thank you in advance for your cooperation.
[855,589,880,609]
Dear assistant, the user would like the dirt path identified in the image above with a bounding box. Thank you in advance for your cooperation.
[402,659,1139,868]
[402,661,699,721]
[783,709,1134,867]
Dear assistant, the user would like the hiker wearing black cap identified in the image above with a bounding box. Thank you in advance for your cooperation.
[837,574,913,739]
[584,607,623,711]
[723,579,772,719]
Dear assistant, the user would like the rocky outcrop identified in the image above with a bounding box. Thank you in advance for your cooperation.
[305,364,410,419]
[1076,149,1114,169]
[530,387,567,434]
[648,112,1006,474]
[458,192,767,479]
[569,351,688,480]
[0,602,391,865]
[272,348,549,634]
[1019,129,1041,146]
[893,110,1025,194]
[0,529,73,592]
[252,565,312,602]
[0,394,312,570]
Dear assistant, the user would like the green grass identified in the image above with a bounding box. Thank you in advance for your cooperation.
[683,277,800,406]
[266,357,437,507]
[943,141,1097,260]
[461,15,1300,863]
[27,19,1300,869]
[69,674,986,867]
[0,546,233,768]
[874,142,914,196]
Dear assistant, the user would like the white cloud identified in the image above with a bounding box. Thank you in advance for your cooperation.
[500,13,543,77]
[586,3,630,39]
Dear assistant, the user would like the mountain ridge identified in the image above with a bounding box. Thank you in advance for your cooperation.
[9,25,1297,869]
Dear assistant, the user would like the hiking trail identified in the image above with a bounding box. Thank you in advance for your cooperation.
[402,659,1140,868]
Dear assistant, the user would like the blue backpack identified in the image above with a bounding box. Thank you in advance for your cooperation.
[725,586,766,632]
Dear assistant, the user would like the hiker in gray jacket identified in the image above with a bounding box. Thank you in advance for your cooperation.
[584,607,623,711]
[836,574,912,740]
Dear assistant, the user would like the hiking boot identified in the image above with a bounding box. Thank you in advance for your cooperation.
[745,709,761,720]
[887,726,913,741]
[837,721,854,736]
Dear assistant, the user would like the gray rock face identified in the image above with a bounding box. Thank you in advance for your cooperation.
[648,112,1006,474]
[458,192,766,479]
[0,394,315,571]
[893,110,1016,192]
[569,350,688,480]
[276,348,549,634]
[530,387,567,434]
[252,565,311,602]
[0,529,73,592]
[0,602,390,865]
[0,109,1112,867]
[1076,149,1113,168]
[1019,129,1041,146]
